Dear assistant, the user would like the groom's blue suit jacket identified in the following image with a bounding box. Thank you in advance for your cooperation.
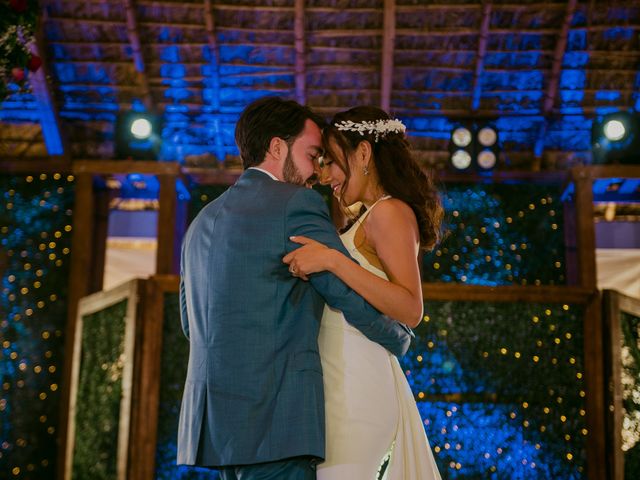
[177,168,412,467]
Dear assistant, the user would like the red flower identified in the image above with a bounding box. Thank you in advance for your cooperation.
[27,54,42,72]
[11,67,25,82]
[9,0,28,12]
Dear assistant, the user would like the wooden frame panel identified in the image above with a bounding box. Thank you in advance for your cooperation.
[603,289,640,480]
[64,279,141,480]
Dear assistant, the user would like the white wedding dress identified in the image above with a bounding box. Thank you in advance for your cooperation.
[317,197,442,480]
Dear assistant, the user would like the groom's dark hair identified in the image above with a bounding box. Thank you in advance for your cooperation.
[235,97,325,169]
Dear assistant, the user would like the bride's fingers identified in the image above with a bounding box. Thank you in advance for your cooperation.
[289,235,315,245]
[282,251,294,264]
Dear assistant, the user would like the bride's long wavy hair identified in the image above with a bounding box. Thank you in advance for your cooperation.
[323,106,444,251]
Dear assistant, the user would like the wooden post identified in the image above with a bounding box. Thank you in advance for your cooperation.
[573,168,597,289]
[602,290,623,480]
[573,167,607,480]
[584,292,607,480]
[127,275,178,480]
[57,172,95,480]
[89,180,109,293]
[156,174,177,274]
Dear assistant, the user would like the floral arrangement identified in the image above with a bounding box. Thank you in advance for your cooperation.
[0,0,41,102]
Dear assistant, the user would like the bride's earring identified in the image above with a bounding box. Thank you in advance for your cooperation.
[363,164,369,176]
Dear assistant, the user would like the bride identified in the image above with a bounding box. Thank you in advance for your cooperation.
[283,107,444,479]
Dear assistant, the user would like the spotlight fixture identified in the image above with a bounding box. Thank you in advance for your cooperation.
[451,150,472,170]
[115,111,162,160]
[448,122,500,171]
[477,150,497,170]
[478,127,498,147]
[603,119,625,142]
[592,111,640,165]
[452,127,472,148]
[130,118,153,139]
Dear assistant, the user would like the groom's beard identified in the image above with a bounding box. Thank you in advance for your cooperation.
[283,149,305,186]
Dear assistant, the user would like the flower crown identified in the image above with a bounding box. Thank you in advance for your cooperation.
[334,118,406,142]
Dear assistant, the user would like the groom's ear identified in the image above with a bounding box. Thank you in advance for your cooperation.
[268,136,286,161]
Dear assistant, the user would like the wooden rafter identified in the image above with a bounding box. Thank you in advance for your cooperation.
[470,1,492,112]
[535,0,578,164]
[294,0,306,105]
[203,0,225,162]
[543,0,578,115]
[31,10,67,157]
[123,0,154,112]
[380,0,396,112]
[203,0,221,112]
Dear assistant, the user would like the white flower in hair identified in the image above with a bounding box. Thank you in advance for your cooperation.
[334,118,406,142]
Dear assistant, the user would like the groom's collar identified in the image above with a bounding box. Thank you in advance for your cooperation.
[247,167,280,182]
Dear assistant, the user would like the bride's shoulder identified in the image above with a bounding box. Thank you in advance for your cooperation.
[365,198,418,242]
[369,197,416,225]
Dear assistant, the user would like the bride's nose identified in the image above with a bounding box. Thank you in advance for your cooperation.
[319,165,332,185]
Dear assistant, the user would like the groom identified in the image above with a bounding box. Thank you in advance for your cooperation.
[177,97,412,479]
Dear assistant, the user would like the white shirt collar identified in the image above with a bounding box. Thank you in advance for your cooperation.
[248,167,280,182]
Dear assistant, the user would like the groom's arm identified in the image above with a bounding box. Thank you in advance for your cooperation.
[284,187,413,358]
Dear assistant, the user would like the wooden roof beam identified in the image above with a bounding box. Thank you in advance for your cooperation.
[535,0,578,166]
[32,10,68,157]
[470,1,492,112]
[123,0,154,112]
[380,0,396,113]
[203,0,225,162]
[294,0,306,105]
[543,0,577,116]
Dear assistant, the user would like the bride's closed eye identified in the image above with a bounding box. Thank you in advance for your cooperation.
[318,155,334,168]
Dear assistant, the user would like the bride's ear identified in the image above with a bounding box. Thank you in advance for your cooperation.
[356,140,373,167]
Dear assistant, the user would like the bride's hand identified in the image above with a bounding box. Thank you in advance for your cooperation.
[283,236,335,281]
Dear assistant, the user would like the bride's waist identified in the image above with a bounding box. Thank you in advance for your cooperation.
[320,305,364,334]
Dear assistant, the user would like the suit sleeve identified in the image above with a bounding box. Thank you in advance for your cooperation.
[179,240,189,340]
[285,188,413,357]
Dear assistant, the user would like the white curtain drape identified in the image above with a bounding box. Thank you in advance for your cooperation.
[103,237,157,290]
[596,249,640,299]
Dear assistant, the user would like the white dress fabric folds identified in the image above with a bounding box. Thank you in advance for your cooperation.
[317,198,442,480]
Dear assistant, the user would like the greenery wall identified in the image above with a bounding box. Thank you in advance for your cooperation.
[621,312,640,478]
[0,173,74,478]
[71,300,128,480]
[403,301,587,478]
[423,182,566,286]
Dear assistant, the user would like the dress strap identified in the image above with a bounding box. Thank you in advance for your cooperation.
[358,195,392,223]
